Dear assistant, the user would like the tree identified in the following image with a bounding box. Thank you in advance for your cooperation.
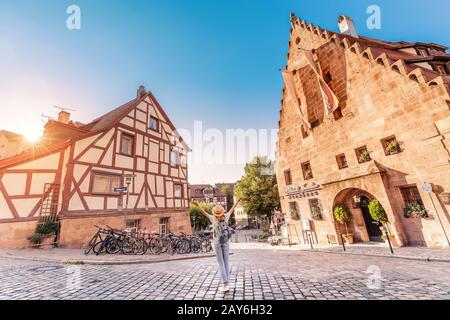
[219,184,235,225]
[189,202,213,231]
[234,156,280,221]
[368,200,389,224]
[333,204,353,235]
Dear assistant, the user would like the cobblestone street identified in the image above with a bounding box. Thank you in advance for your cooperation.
[1,249,449,300]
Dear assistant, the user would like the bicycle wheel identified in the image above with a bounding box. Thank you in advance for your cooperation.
[201,238,212,253]
[190,238,202,253]
[176,238,190,254]
[149,238,162,254]
[134,238,147,255]
[93,241,107,255]
[106,238,122,254]
[84,233,99,255]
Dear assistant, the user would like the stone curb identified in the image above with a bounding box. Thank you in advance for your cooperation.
[306,249,450,263]
[0,253,219,266]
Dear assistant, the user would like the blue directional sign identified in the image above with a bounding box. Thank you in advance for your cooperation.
[114,186,127,193]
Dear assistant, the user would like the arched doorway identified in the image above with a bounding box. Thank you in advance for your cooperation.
[333,188,385,243]
[359,196,383,242]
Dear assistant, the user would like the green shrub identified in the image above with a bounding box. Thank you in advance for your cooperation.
[368,200,389,224]
[36,220,60,236]
[333,204,352,234]
[27,233,43,245]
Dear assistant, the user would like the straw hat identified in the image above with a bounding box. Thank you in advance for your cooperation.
[212,205,225,218]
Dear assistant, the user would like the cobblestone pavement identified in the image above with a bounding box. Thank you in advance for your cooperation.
[0,249,449,300]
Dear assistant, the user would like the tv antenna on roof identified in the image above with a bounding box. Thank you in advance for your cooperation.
[54,105,76,113]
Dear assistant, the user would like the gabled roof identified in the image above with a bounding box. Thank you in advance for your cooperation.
[0,89,190,169]
[189,184,227,198]
[0,130,24,141]
[290,14,450,87]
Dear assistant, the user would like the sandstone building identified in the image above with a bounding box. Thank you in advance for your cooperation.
[276,14,450,247]
[0,86,191,248]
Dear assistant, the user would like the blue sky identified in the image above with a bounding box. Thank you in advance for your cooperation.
[0,0,449,183]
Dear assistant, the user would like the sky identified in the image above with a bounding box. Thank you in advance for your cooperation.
[0,0,449,184]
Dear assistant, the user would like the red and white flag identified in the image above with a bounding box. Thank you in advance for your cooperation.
[301,49,340,115]
[281,70,311,129]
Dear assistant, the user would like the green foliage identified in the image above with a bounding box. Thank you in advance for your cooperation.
[368,200,389,223]
[333,204,352,225]
[190,202,213,230]
[27,233,43,245]
[28,219,59,245]
[333,204,353,235]
[234,156,280,218]
[385,140,401,155]
[404,204,429,219]
[36,220,60,235]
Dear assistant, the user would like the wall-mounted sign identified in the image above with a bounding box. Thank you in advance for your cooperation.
[286,183,322,199]
[114,186,127,193]
[301,219,311,231]
[423,183,432,194]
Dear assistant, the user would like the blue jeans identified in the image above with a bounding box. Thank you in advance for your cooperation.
[213,242,230,286]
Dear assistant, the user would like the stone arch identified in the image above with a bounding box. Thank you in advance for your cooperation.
[332,188,384,242]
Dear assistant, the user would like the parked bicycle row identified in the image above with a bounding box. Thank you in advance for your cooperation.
[84,225,213,256]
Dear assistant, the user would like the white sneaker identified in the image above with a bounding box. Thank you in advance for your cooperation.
[219,286,230,292]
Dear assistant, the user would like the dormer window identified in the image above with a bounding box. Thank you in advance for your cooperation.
[433,65,447,75]
[416,48,428,57]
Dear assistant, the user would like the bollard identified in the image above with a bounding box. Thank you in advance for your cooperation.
[308,232,314,250]
[341,234,346,252]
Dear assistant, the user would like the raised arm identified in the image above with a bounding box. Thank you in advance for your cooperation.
[225,197,241,219]
[190,200,211,219]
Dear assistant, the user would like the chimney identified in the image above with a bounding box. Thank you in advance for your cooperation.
[58,111,71,124]
[137,85,146,99]
[338,15,358,38]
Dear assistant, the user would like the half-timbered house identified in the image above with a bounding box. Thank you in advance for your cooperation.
[0,86,191,248]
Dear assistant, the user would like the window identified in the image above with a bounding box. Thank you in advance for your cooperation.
[174,184,183,198]
[310,119,320,128]
[336,154,348,169]
[301,125,309,139]
[301,162,313,180]
[333,108,343,120]
[433,65,447,75]
[417,48,428,57]
[309,199,323,220]
[284,169,292,185]
[120,133,134,156]
[355,146,371,163]
[92,173,121,194]
[289,202,300,220]
[149,116,159,131]
[159,217,169,235]
[125,219,140,232]
[170,149,180,166]
[400,186,424,206]
[381,136,401,155]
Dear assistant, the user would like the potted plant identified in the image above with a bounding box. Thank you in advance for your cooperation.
[28,219,60,248]
[403,203,429,219]
[385,140,401,155]
[333,204,353,244]
[304,169,313,180]
[358,150,371,163]
[368,199,397,246]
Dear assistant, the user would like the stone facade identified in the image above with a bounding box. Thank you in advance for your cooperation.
[276,14,450,247]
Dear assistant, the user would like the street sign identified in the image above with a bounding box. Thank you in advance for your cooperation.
[423,183,432,193]
[114,186,127,193]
